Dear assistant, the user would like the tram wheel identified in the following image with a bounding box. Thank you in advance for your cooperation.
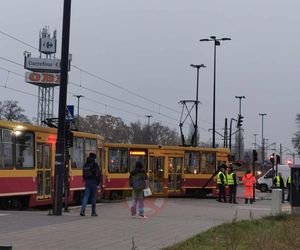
[110,191,121,200]
[9,197,23,210]
[195,189,207,198]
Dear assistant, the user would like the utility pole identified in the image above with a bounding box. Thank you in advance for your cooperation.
[235,96,245,161]
[53,0,72,216]
[74,94,83,130]
[224,118,228,148]
[145,115,152,144]
[253,133,258,150]
[279,144,283,164]
[259,113,267,164]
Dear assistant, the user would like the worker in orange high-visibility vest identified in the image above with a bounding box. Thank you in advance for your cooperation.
[242,170,256,204]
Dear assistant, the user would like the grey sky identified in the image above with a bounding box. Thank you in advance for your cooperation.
[0,0,300,161]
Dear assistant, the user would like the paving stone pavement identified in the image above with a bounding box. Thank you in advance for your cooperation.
[0,195,291,250]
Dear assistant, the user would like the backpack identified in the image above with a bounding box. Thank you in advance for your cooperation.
[130,172,146,190]
[82,163,94,179]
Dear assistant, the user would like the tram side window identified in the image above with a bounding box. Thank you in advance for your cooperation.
[108,148,128,173]
[85,138,98,164]
[200,152,216,174]
[71,137,85,169]
[184,151,200,174]
[0,129,13,169]
[16,131,34,169]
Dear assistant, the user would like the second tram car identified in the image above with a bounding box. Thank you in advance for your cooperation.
[102,143,230,199]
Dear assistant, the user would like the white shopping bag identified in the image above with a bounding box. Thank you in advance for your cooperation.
[143,188,152,197]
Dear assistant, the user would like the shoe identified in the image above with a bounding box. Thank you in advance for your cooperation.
[80,209,85,216]
[91,213,98,216]
[234,201,238,204]
[139,215,148,219]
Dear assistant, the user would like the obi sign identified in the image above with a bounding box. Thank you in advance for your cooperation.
[25,72,60,87]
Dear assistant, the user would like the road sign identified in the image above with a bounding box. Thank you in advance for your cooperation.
[66,105,74,122]
[25,72,60,87]
[39,37,56,54]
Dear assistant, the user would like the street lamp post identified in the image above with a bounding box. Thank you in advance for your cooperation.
[200,36,231,148]
[145,115,152,144]
[190,64,206,147]
[235,95,245,161]
[74,95,83,130]
[259,113,267,163]
[253,133,258,150]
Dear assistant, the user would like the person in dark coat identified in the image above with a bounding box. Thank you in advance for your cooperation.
[80,153,101,216]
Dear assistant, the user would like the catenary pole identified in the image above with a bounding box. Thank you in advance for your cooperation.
[53,0,72,215]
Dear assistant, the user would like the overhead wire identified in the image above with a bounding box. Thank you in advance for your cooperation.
[0,29,216,131]
[0,64,188,129]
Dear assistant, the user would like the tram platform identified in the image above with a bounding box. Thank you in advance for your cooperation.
[0,194,290,250]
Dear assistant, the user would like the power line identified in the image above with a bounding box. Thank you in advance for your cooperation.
[0,65,188,129]
[0,29,180,114]
[0,30,38,51]
[72,65,180,114]
[0,30,216,131]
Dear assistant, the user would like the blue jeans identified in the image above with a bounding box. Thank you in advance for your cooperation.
[81,179,98,213]
[131,189,144,216]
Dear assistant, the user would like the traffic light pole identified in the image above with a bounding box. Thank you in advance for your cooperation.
[235,96,245,161]
[53,0,72,216]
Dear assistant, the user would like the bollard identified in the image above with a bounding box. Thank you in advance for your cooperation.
[271,189,282,215]
[291,166,300,215]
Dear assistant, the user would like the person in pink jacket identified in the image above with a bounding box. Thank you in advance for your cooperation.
[242,170,256,204]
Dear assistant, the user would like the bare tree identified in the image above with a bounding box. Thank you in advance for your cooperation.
[0,100,30,123]
[79,114,130,143]
[292,114,300,153]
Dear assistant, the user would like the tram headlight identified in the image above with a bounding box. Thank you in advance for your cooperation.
[14,130,21,136]
[257,170,262,176]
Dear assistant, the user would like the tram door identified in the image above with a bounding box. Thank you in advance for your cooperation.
[37,143,51,200]
[168,157,183,192]
[149,156,164,194]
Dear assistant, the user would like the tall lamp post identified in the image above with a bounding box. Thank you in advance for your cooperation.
[145,115,152,144]
[200,36,231,148]
[235,95,245,161]
[74,94,83,130]
[259,113,267,163]
[253,133,258,150]
[190,64,206,147]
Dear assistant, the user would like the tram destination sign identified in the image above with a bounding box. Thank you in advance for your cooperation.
[25,72,60,87]
[24,56,70,73]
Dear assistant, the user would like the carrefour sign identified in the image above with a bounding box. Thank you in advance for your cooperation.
[24,56,70,73]
[25,72,60,87]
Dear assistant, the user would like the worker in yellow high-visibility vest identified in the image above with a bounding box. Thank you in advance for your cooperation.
[227,167,238,204]
[217,166,227,202]
[273,172,285,203]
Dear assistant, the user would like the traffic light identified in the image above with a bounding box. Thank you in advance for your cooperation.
[270,153,275,164]
[253,149,258,162]
[237,115,244,127]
